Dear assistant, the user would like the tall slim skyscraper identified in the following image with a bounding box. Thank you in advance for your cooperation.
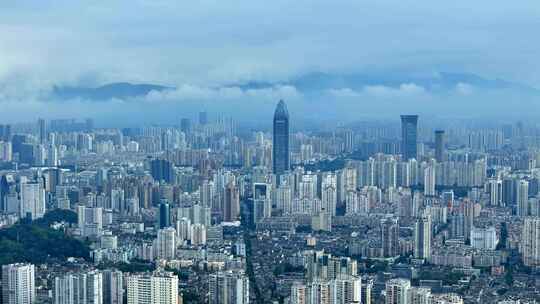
[414,215,432,260]
[38,118,47,144]
[517,179,529,216]
[434,130,445,162]
[400,115,418,160]
[381,217,399,257]
[522,217,540,267]
[2,263,35,304]
[423,161,436,197]
[224,182,240,222]
[273,100,290,176]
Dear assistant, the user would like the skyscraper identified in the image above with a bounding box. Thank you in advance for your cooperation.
[273,100,290,176]
[423,161,436,197]
[517,179,529,216]
[223,182,240,222]
[414,215,432,260]
[461,199,475,242]
[2,263,35,304]
[522,217,540,267]
[159,202,171,228]
[38,118,47,144]
[400,115,418,160]
[434,130,445,162]
[208,271,249,304]
[381,217,399,257]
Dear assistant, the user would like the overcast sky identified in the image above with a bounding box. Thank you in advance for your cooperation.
[1,0,539,125]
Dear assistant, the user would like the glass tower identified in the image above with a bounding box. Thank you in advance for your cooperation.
[273,100,290,176]
[434,130,445,162]
[159,202,171,228]
[400,115,418,160]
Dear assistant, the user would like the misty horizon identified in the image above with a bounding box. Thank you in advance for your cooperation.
[1,1,540,125]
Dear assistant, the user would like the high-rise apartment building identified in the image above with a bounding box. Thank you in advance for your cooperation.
[223,182,240,222]
[102,269,123,304]
[20,181,46,220]
[253,183,272,224]
[470,226,498,250]
[127,271,178,304]
[409,287,432,304]
[53,270,103,304]
[385,278,410,304]
[2,263,35,304]
[381,217,399,257]
[77,206,104,237]
[155,227,176,260]
[423,161,436,196]
[208,271,249,304]
[517,180,529,216]
[414,215,432,260]
[522,217,540,267]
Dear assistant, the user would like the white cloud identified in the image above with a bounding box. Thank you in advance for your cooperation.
[455,82,474,95]
[362,83,427,98]
[1,0,539,89]
[143,84,302,103]
[327,88,362,98]
[328,83,428,99]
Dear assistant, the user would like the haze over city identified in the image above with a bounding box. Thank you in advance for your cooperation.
[1,1,540,126]
[2,2,540,304]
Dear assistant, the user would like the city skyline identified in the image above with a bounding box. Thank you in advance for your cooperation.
[2,2,540,304]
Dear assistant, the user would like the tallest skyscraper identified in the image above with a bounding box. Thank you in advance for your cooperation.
[273,100,290,177]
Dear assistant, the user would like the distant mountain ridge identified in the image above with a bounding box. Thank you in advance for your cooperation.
[235,72,540,94]
[50,72,539,101]
[52,82,172,100]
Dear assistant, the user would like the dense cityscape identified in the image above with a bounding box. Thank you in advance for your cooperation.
[0,99,540,303]
[3,1,540,304]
